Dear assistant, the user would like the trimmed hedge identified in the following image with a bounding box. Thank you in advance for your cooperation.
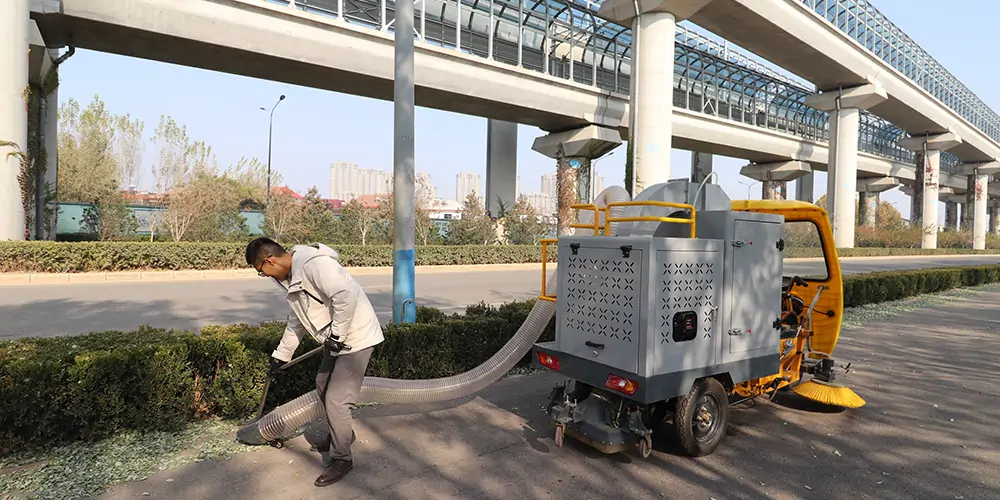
[0,242,555,273]
[1,241,998,274]
[3,264,1000,453]
[842,264,1000,308]
[0,301,550,454]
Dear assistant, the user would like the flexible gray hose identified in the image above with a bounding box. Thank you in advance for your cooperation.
[238,186,633,445]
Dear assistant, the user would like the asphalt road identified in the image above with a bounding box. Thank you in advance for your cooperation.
[3,254,1000,340]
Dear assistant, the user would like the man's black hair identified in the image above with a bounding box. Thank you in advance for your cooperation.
[245,237,287,266]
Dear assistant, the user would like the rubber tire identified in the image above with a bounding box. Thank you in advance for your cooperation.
[638,435,652,459]
[673,377,729,457]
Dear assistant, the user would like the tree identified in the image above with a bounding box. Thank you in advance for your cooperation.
[447,192,496,245]
[114,113,145,190]
[300,186,341,243]
[382,176,441,245]
[80,185,139,241]
[159,171,248,241]
[504,194,548,245]
[56,95,120,203]
[151,115,193,193]
[263,190,307,242]
[224,156,279,208]
[815,193,904,229]
[339,199,379,245]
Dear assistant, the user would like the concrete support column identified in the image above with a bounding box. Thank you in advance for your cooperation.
[0,0,29,240]
[858,192,875,227]
[42,81,58,240]
[959,202,969,230]
[485,119,518,217]
[690,151,713,184]
[964,175,975,231]
[974,176,989,249]
[740,161,810,201]
[599,0,711,194]
[990,204,1000,235]
[957,162,1000,249]
[761,181,786,200]
[532,125,621,235]
[898,132,963,249]
[910,165,923,229]
[805,83,887,249]
[796,172,814,203]
[945,202,958,231]
[856,177,898,229]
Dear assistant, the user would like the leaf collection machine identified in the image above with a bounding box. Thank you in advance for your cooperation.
[531,178,864,458]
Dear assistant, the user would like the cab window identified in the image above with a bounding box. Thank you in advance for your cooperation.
[782,220,830,281]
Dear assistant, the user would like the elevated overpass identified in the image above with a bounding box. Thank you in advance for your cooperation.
[7,0,999,248]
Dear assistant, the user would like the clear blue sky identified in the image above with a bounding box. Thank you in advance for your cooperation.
[55,0,999,223]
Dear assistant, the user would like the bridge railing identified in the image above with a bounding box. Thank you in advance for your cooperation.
[275,0,961,173]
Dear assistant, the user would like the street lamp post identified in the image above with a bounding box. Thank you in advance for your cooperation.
[262,94,286,207]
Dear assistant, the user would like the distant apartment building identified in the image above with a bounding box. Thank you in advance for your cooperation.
[522,192,556,217]
[330,161,442,202]
[456,172,482,202]
[329,161,392,201]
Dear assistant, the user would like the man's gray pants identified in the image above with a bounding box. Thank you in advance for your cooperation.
[315,346,373,462]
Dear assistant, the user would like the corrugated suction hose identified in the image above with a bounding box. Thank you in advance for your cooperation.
[238,186,634,445]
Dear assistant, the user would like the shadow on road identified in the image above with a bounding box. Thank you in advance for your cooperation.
[94,289,1000,500]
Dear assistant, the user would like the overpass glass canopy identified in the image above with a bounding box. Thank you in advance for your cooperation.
[284,0,968,174]
[800,0,1000,150]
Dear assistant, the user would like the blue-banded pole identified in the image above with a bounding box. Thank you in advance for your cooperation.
[392,0,416,324]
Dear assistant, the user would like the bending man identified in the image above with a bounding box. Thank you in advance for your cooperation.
[245,237,384,487]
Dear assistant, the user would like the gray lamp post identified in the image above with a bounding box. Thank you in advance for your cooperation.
[261,94,285,207]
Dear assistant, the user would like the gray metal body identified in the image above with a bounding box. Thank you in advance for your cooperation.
[533,180,784,406]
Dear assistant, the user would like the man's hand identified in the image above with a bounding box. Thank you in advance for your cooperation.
[269,357,286,377]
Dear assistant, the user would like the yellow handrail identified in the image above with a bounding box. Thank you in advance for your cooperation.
[539,238,558,302]
[568,203,606,235]
[604,200,697,238]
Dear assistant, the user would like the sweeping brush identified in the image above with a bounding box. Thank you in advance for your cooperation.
[791,378,866,409]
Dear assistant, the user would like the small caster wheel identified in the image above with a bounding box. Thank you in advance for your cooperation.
[554,425,565,448]
[268,440,284,449]
[638,435,652,459]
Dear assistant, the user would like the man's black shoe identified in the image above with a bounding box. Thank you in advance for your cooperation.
[315,459,353,487]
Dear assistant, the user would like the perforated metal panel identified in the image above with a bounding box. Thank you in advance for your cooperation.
[559,246,642,373]
[650,252,720,374]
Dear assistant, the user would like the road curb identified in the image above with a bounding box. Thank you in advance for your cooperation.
[1,254,998,285]
[0,263,561,285]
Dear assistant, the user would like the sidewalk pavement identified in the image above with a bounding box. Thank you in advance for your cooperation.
[3,253,996,285]
[97,288,1000,500]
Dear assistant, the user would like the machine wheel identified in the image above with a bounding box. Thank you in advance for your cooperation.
[637,435,652,459]
[554,425,565,448]
[673,377,729,457]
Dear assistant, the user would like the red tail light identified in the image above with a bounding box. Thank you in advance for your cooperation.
[605,374,637,395]
[537,352,560,370]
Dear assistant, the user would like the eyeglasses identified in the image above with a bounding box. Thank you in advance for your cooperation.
[255,259,268,277]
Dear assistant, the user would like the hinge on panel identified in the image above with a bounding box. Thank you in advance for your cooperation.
[620,245,632,258]
[570,243,580,255]
[772,318,781,330]
[776,239,785,251]
[731,240,744,248]
[728,328,745,336]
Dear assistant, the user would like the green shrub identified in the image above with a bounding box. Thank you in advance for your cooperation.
[3,265,1000,452]
[843,264,1000,307]
[0,242,556,273]
[1,240,998,274]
